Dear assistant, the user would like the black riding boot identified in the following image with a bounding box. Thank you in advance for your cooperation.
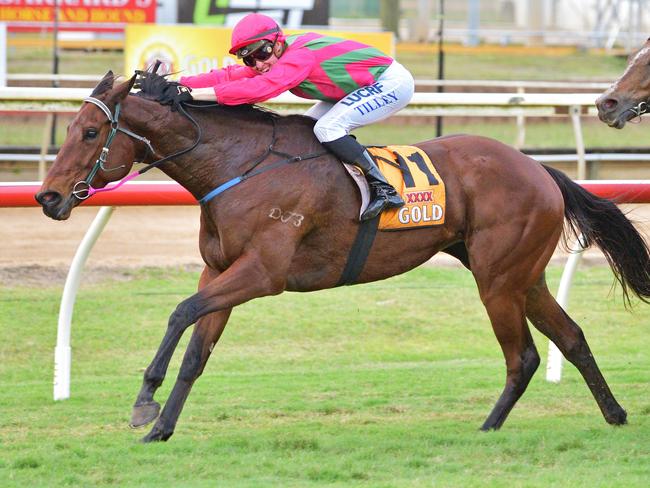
[322,135,404,221]
[353,150,405,220]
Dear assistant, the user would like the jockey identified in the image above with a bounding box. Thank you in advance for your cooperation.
[176,13,415,221]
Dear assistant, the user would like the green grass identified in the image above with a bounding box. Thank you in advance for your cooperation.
[6,41,629,82]
[1,266,649,486]
[397,49,629,81]
[354,119,649,149]
[6,45,123,76]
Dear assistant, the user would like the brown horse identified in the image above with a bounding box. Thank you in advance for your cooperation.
[597,38,650,127]
[36,70,650,442]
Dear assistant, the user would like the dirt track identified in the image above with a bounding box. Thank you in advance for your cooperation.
[1,205,649,286]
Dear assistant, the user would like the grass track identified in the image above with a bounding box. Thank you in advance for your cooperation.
[1,266,649,486]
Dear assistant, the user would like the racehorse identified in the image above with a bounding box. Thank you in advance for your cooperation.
[36,70,650,442]
[596,37,650,128]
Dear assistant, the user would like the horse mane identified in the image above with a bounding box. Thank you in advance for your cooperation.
[133,67,279,122]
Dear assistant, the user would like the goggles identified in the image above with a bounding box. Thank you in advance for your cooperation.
[241,41,275,67]
[238,31,279,67]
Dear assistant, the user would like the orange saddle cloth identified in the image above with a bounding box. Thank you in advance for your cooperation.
[367,145,447,230]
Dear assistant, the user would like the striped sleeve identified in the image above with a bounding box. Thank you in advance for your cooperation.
[180,65,257,89]
[213,49,316,105]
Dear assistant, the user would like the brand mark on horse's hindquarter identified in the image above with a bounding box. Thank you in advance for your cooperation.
[269,207,304,227]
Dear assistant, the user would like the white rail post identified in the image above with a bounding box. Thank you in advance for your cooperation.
[569,105,587,180]
[54,206,115,400]
[546,234,587,383]
[39,113,54,181]
[514,86,526,149]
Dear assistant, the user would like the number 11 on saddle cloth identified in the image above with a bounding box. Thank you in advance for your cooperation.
[367,145,447,230]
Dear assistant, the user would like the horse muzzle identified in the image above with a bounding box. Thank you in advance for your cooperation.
[35,190,75,220]
[595,92,638,129]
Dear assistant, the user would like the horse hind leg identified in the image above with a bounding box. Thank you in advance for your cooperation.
[478,288,540,430]
[526,276,627,425]
[466,218,553,429]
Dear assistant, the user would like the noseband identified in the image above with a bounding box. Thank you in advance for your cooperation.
[73,97,155,200]
[626,100,650,121]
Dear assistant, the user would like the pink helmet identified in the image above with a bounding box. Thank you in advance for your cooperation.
[229,13,284,56]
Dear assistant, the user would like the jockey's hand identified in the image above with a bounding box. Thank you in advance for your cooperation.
[160,83,193,111]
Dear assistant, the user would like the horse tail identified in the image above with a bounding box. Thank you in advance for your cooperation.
[543,164,650,305]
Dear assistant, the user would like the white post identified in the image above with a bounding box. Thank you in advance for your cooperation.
[546,234,586,383]
[39,113,54,181]
[514,86,526,149]
[0,23,6,87]
[54,206,115,401]
[570,105,587,180]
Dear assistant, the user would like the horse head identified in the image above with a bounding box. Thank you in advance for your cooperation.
[35,71,140,220]
[596,38,650,129]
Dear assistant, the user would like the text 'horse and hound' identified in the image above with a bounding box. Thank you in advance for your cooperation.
[36,69,650,442]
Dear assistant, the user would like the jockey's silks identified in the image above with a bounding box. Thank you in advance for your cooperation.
[180,33,393,106]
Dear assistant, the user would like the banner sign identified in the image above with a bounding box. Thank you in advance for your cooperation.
[177,0,329,28]
[125,23,394,79]
[0,0,156,27]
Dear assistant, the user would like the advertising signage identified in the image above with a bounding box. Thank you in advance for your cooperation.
[177,0,329,28]
[0,0,156,31]
[125,23,393,79]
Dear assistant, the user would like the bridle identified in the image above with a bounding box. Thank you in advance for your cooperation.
[72,97,155,199]
[626,100,649,120]
[74,93,327,205]
[72,96,202,200]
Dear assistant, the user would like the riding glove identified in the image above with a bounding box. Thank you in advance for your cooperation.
[161,84,193,111]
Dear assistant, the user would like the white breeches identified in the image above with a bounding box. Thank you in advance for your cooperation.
[305,61,415,143]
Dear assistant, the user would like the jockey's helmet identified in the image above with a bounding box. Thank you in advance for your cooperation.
[229,13,284,58]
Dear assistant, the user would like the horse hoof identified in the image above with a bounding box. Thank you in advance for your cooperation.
[140,426,173,443]
[606,407,627,426]
[130,401,161,428]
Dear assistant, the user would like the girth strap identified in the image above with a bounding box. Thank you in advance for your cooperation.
[336,215,380,286]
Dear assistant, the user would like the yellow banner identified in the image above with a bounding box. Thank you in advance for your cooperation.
[124,24,395,79]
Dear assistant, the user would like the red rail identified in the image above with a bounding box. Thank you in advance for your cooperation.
[1,180,650,208]
[0,181,196,207]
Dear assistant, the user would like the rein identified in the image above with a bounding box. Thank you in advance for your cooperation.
[190,104,327,205]
[77,96,327,205]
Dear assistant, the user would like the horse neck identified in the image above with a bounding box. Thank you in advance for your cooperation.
[121,96,273,199]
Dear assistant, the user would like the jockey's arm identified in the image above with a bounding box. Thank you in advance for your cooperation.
[190,88,219,101]
[209,49,314,105]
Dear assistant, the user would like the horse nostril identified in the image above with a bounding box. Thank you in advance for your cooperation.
[601,98,618,111]
[35,190,63,208]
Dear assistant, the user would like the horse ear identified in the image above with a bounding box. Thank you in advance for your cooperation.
[109,74,137,103]
[90,70,115,97]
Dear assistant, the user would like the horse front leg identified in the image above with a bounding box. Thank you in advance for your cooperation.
[140,308,231,442]
[131,266,223,428]
[139,249,290,442]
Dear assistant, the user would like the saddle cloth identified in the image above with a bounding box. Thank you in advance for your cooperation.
[343,145,446,230]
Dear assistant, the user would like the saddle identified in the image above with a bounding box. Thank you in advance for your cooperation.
[343,145,446,230]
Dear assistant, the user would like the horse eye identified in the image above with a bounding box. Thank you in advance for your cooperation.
[84,128,98,140]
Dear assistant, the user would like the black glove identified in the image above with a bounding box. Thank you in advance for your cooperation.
[159,83,193,111]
